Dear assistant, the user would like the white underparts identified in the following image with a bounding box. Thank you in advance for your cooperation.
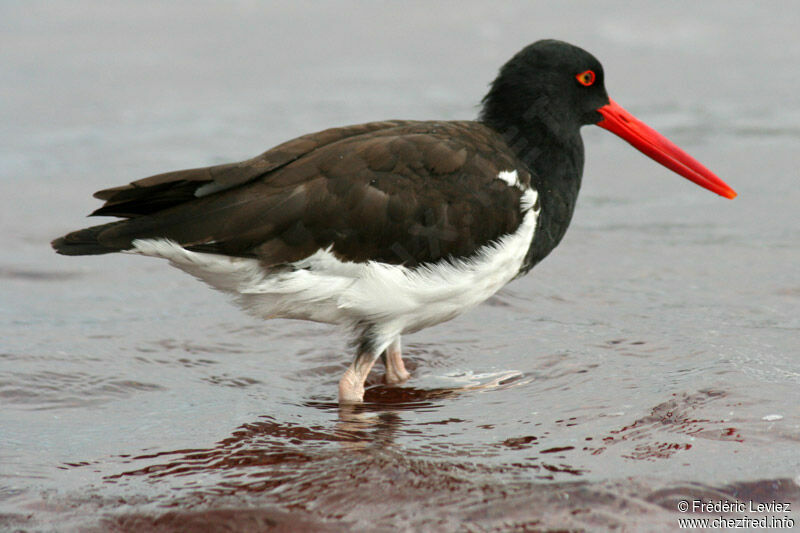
[132,171,539,353]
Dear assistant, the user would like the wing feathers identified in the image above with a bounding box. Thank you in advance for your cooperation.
[53,120,530,267]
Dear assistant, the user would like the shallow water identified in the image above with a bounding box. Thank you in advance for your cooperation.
[2,1,799,531]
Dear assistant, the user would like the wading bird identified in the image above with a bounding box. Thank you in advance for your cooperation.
[53,40,736,402]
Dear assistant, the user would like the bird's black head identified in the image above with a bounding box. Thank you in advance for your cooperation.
[480,40,609,139]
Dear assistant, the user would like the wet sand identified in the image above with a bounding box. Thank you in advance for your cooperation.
[2,1,799,530]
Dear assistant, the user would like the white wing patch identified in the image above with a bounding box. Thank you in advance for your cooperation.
[497,169,521,189]
[131,182,539,343]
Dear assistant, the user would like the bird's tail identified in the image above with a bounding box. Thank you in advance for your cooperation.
[51,221,129,256]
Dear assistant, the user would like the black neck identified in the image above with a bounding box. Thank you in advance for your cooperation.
[481,113,585,273]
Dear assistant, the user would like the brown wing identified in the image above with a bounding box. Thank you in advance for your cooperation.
[54,120,530,267]
[90,120,414,217]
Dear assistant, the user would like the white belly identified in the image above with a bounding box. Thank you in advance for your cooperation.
[131,188,538,340]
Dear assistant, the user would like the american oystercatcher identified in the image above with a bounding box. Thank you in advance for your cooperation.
[52,40,736,403]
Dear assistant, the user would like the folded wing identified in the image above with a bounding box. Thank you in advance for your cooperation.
[53,120,529,267]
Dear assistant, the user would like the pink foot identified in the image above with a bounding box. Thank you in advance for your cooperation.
[383,337,410,385]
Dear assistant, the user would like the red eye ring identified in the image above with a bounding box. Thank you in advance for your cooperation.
[576,70,596,87]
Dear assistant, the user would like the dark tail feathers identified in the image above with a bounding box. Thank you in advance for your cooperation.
[51,221,128,256]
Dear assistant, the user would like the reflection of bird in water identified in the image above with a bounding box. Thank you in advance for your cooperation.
[52,40,735,403]
[335,408,403,452]
[335,370,531,451]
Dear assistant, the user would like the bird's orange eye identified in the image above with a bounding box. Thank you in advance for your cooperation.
[576,70,596,86]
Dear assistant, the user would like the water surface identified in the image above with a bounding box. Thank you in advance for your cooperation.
[2,1,799,530]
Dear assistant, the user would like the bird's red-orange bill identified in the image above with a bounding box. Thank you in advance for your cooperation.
[596,98,737,199]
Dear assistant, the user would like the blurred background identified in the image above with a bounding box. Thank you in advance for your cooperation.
[2,1,798,530]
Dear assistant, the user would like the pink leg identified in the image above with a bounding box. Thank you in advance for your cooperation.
[338,350,379,403]
[382,337,410,385]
